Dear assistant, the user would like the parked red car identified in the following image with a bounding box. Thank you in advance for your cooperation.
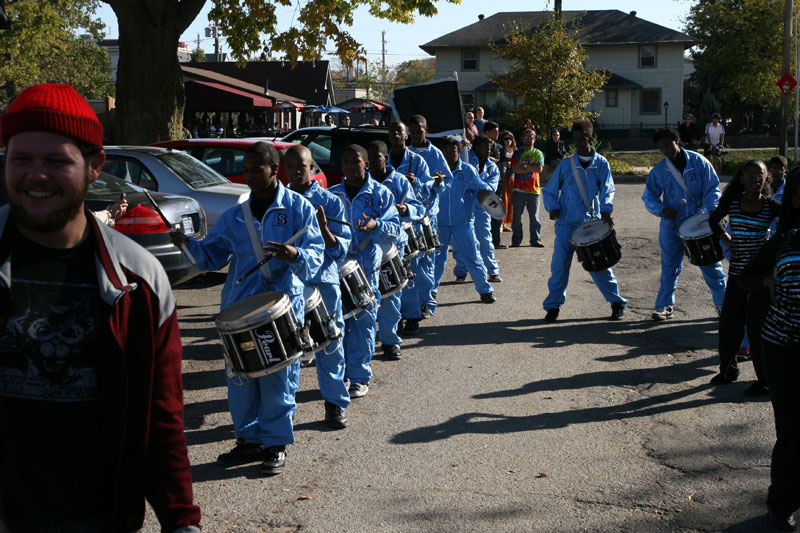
[152,138,327,188]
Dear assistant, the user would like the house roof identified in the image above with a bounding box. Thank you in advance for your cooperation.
[182,61,334,106]
[181,66,304,103]
[420,10,695,53]
[604,73,642,88]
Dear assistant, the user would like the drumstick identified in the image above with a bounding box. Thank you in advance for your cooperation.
[235,225,310,284]
[143,188,198,265]
[326,216,351,226]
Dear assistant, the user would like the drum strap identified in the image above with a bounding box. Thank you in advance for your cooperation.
[665,159,700,208]
[569,156,594,212]
[241,202,273,281]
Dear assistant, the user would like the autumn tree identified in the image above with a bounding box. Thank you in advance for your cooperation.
[686,0,788,114]
[489,15,607,136]
[104,0,458,144]
[394,58,436,87]
[0,0,113,106]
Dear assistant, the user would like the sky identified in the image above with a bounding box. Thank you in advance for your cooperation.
[96,0,694,67]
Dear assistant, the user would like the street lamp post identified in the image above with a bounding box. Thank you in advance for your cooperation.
[663,101,670,127]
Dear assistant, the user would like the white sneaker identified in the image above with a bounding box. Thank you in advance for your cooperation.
[651,306,674,321]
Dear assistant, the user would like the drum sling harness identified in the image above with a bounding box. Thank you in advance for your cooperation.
[569,156,595,213]
[665,158,700,209]
[241,201,273,281]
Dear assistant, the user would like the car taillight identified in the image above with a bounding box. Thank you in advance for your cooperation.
[114,204,170,234]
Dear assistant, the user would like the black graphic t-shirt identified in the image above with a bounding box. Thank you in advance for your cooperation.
[0,232,108,528]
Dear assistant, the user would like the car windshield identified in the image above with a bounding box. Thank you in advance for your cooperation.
[286,133,332,166]
[86,172,145,200]
[157,151,230,189]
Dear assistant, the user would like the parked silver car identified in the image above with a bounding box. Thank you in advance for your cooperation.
[102,146,250,228]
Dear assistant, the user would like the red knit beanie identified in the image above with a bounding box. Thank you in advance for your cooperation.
[0,83,104,148]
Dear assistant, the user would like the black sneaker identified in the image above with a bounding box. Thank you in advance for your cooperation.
[494,243,508,249]
[421,305,432,319]
[383,344,401,360]
[544,308,560,322]
[768,509,797,532]
[455,275,467,283]
[349,382,369,398]
[510,242,521,248]
[610,303,625,321]
[531,241,545,248]
[487,273,502,282]
[400,319,420,336]
[709,370,739,385]
[324,401,348,429]
[217,438,265,466]
[260,446,286,475]
[743,382,770,397]
[480,292,496,303]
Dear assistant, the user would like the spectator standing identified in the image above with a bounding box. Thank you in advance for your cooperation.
[510,128,545,247]
[544,128,567,166]
[474,107,487,136]
[678,113,701,150]
[704,112,725,157]
[464,111,479,143]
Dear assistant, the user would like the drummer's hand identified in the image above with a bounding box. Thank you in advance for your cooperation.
[264,241,299,261]
[661,207,678,220]
[357,213,378,232]
[405,172,416,185]
[315,205,328,228]
[549,209,560,221]
[169,230,188,248]
[433,172,445,187]
[720,232,732,249]
[396,203,408,216]
[601,212,613,226]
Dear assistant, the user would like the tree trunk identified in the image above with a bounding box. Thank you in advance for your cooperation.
[108,0,205,144]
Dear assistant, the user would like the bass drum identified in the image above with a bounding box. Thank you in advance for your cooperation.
[569,219,622,272]
[215,291,304,379]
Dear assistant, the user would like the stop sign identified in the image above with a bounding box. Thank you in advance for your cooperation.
[777,73,798,93]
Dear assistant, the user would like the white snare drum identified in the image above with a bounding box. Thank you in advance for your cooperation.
[379,243,409,297]
[570,219,622,272]
[303,285,341,355]
[215,291,304,379]
[678,213,723,266]
[339,259,375,319]
[403,222,421,260]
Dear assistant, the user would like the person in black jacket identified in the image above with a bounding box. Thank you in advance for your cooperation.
[544,128,567,166]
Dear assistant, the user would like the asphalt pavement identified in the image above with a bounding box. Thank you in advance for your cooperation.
[145,181,776,532]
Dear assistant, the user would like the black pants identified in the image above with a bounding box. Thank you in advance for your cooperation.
[718,275,769,383]
[491,179,503,245]
[763,341,800,516]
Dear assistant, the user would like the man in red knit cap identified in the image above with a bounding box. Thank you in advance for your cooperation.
[0,83,201,532]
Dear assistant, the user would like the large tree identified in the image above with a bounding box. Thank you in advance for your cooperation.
[0,0,113,106]
[489,15,607,136]
[105,0,458,144]
[686,0,786,112]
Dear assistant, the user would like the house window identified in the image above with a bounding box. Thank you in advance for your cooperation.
[462,48,479,71]
[639,45,656,68]
[640,88,661,114]
[605,89,618,108]
[460,92,475,107]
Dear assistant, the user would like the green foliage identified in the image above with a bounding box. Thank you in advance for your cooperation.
[489,15,608,136]
[331,58,435,102]
[190,48,207,62]
[0,0,113,105]
[209,0,460,66]
[699,88,721,118]
[686,0,787,110]
[394,58,436,87]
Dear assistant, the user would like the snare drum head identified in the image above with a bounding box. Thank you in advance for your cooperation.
[303,285,322,307]
[402,221,413,231]
[380,243,398,262]
[571,219,612,245]
[338,259,359,277]
[216,291,288,327]
[678,213,712,238]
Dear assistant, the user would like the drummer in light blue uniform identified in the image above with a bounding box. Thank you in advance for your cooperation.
[285,145,352,430]
[328,144,401,399]
[642,127,726,320]
[171,142,323,475]
[452,135,502,282]
[432,136,496,304]
[366,140,424,360]
[542,119,627,322]
[407,114,452,317]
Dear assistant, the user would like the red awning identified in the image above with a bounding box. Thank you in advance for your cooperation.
[350,100,386,112]
[187,81,272,107]
[275,101,305,110]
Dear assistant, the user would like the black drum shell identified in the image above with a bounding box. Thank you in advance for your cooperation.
[573,229,622,272]
[682,235,723,266]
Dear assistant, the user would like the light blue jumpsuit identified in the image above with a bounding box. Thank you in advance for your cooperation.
[328,176,401,385]
[373,169,424,348]
[184,183,324,448]
[433,159,495,302]
[388,147,445,320]
[453,151,501,278]
[642,148,727,310]
[408,141,452,314]
[293,181,352,411]
[542,151,627,311]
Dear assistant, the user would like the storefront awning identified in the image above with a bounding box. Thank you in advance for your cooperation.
[185,81,273,109]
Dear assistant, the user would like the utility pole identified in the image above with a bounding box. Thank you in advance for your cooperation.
[780,0,792,156]
[381,31,386,73]
[196,33,201,55]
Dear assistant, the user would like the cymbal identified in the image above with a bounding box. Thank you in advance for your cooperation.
[477,190,506,220]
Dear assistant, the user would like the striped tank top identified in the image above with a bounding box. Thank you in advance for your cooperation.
[762,230,800,348]
[727,197,780,276]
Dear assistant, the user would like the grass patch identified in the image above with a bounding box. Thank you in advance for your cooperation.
[599,148,784,175]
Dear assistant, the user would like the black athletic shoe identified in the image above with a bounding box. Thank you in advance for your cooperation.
[324,401,348,429]
[544,308,560,322]
[610,303,625,321]
[480,292,496,303]
[743,382,770,397]
[383,344,402,360]
[510,242,521,248]
[531,241,545,248]
[767,509,797,532]
[709,370,739,385]
[260,446,286,475]
[494,243,508,249]
[400,319,420,336]
[217,439,265,466]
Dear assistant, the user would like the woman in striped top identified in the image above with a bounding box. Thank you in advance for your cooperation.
[708,160,780,392]
[739,172,800,530]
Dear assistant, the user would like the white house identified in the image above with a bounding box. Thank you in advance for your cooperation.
[420,10,695,128]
